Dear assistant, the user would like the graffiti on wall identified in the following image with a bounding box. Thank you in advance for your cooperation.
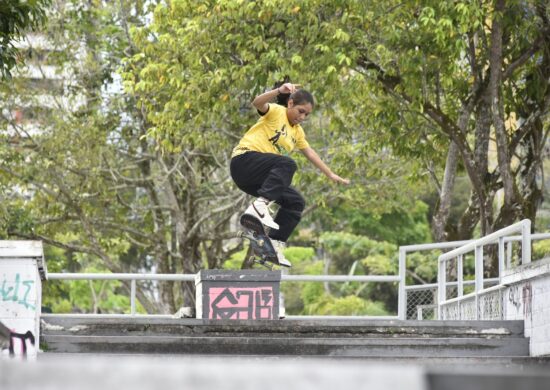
[9,330,35,358]
[508,284,521,310]
[523,282,533,321]
[0,273,35,310]
[208,287,275,319]
[507,282,533,322]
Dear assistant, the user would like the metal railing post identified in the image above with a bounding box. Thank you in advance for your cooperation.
[498,237,505,282]
[437,259,446,320]
[397,248,406,320]
[457,254,463,297]
[522,219,531,265]
[474,245,483,320]
[130,279,136,316]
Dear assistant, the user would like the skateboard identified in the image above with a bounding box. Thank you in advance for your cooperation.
[239,213,289,270]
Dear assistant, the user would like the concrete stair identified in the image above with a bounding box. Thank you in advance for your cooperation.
[40,315,532,359]
[3,354,550,390]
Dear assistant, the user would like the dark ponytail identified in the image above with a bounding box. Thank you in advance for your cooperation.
[273,77,315,108]
[273,77,291,107]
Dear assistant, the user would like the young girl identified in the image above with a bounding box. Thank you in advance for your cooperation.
[230,82,350,266]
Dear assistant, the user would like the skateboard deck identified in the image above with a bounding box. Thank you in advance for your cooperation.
[239,213,288,269]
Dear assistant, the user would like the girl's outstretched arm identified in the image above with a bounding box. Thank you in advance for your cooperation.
[300,147,350,185]
[252,83,299,113]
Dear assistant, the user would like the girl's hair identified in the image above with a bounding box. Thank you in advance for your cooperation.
[273,78,314,108]
[290,89,314,108]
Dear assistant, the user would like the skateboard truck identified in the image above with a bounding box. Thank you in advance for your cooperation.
[238,230,280,270]
[238,213,290,269]
[238,231,265,247]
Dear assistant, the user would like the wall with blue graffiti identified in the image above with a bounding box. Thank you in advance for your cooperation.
[0,241,45,360]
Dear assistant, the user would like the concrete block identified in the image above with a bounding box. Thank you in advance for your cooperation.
[0,241,45,360]
[195,270,281,320]
[503,264,550,356]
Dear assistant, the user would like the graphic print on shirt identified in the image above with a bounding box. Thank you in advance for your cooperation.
[268,124,288,153]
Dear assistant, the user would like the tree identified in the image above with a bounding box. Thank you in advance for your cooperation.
[1,0,246,312]
[5,0,545,313]
[129,0,550,272]
[0,0,51,78]
[122,0,426,226]
[1,0,422,313]
[127,0,550,246]
[350,1,550,240]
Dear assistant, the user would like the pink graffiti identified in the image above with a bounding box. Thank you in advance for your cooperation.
[208,287,274,319]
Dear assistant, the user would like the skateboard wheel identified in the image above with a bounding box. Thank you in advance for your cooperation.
[258,239,264,246]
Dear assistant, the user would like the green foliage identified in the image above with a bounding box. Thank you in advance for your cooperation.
[284,246,315,265]
[303,293,389,316]
[121,0,427,219]
[3,0,546,315]
[320,231,397,274]
[223,247,248,270]
[0,0,51,78]
[405,252,439,284]
[309,200,432,246]
[43,260,146,314]
[533,239,550,261]
[299,261,325,308]
[281,247,317,314]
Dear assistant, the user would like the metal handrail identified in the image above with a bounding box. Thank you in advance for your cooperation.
[398,240,474,319]
[439,284,507,307]
[437,219,531,320]
[47,273,196,281]
[44,223,550,321]
[400,227,550,320]
[47,272,403,318]
[404,277,499,292]
[439,219,532,264]
[47,273,399,283]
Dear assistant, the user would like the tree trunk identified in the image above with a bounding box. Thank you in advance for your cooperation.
[157,252,176,314]
[489,0,518,223]
[456,191,481,240]
[432,141,459,242]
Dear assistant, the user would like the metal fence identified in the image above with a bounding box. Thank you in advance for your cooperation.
[46,273,402,320]
[45,221,550,321]
[437,220,550,320]
[400,240,472,320]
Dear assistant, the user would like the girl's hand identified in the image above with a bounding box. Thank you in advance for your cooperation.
[278,83,300,95]
[328,173,351,185]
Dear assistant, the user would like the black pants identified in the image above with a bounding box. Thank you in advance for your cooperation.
[230,152,305,242]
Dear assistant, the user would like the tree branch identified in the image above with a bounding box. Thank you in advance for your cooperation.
[502,28,550,80]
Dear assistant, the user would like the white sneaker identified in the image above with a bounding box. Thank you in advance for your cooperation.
[244,197,279,230]
[271,239,291,267]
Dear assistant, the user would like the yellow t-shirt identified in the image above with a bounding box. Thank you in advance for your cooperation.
[231,103,310,158]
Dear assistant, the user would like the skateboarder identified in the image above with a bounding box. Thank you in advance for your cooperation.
[230,82,350,266]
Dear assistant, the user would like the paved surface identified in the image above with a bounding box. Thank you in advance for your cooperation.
[1,354,550,390]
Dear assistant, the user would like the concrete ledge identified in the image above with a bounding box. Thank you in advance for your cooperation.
[41,334,530,357]
[502,257,550,285]
[39,316,530,357]
[40,316,526,337]
[2,355,550,390]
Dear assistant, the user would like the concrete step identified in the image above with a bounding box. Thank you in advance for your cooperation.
[42,334,529,356]
[40,316,530,357]
[41,316,526,337]
[3,355,550,390]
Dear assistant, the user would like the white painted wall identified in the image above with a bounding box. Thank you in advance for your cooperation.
[0,241,45,360]
[502,257,550,357]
